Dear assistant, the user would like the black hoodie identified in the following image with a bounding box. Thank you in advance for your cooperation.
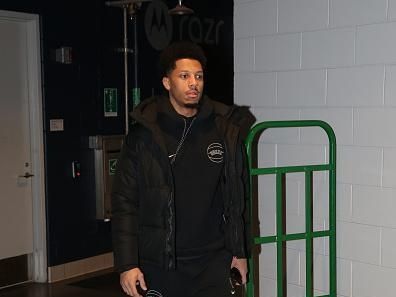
[111,95,256,271]
[157,98,226,256]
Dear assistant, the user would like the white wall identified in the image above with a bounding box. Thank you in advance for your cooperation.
[234,1,396,296]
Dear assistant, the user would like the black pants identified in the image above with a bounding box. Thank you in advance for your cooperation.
[141,249,233,297]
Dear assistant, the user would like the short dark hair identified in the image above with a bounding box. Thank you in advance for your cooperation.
[159,41,207,78]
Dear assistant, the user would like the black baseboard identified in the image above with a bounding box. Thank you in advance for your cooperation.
[0,255,29,288]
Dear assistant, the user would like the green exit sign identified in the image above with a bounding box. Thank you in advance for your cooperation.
[104,88,118,117]
[109,159,118,176]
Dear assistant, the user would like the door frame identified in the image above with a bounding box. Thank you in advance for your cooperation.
[0,10,47,282]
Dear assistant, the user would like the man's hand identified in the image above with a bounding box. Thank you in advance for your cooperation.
[231,257,248,284]
[120,267,147,296]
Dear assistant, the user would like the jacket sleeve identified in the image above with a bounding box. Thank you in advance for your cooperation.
[225,107,255,259]
[111,133,140,273]
[229,135,251,259]
[240,140,252,258]
[234,106,255,258]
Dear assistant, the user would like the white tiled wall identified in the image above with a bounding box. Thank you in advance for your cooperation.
[329,0,387,27]
[278,0,328,33]
[256,33,301,71]
[302,28,355,68]
[356,23,396,65]
[234,0,396,296]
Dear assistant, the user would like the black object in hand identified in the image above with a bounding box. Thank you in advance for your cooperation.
[229,267,242,295]
[230,267,242,284]
[136,283,147,296]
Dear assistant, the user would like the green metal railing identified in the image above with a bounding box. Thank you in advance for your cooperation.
[245,120,336,297]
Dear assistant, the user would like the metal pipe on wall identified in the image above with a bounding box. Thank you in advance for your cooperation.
[106,0,196,134]
[123,6,129,134]
[133,14,138,96]
[105,0,151,135]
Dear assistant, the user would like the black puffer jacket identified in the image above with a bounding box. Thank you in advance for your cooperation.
[111,95,255,272]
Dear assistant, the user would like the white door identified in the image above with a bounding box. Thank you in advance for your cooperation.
[0,10,47,285]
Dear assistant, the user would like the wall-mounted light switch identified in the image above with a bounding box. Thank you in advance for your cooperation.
[72,161,81,178]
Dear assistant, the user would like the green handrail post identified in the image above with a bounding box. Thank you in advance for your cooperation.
[276,172,286,297]
[245,120,336,297]
[306,170,314,297]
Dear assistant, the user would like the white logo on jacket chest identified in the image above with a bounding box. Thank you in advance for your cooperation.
[207,142,224,163]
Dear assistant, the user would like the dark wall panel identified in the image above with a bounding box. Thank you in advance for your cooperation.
[132,0,234,104]
[0,0,234,266]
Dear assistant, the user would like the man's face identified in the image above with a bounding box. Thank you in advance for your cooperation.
[162,58,204,116]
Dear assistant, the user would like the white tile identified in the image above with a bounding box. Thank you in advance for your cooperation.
[287,172,305,217]
[286,175,300,217]
[277,143,326,167]
[235,38,254,73]
[255,33,301,71]
[301,254,329,292]
[258,175,276,208]
[384,64,396,106]
[258,211,276,238]
[252,108,300,144]
[253,108,301,122]
[287,171,306,183]
[337,183,353,222]
[258,175,277,237]
[286,248,301,285]
[357,22,396,65]
[337,258,352,297]
[286,213,305,235]
[354,108,396,147]
[337,146,382,186]
[389,0,396,21]
[314,289,328,296]
[257,143,277,168]
[277,69,326,107]
[234,72,276,107]
[352,185,390,226]
[302,28,355,69]
[313,218,327,244]
[353,261,396,297]
[258,242,277,279]
[313,176,329,222]
[330,0,387,27]
[375,188,396,228]
[300,108,353,145]
[383,147,396,187]
[382,227,396,268]
[278,0,328,33]
[234,0,277,38]
[313,236,328,256]
[327,65,384,107]
[259,277,277,297]
[337,221,381,265]
[287,284,305,297]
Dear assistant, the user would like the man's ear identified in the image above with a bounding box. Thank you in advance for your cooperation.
[162,77,170,91]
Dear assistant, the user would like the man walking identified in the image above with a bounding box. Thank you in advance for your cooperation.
[111,41,255,297]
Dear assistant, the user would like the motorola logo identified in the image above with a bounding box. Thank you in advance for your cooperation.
[144,0,173,50]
